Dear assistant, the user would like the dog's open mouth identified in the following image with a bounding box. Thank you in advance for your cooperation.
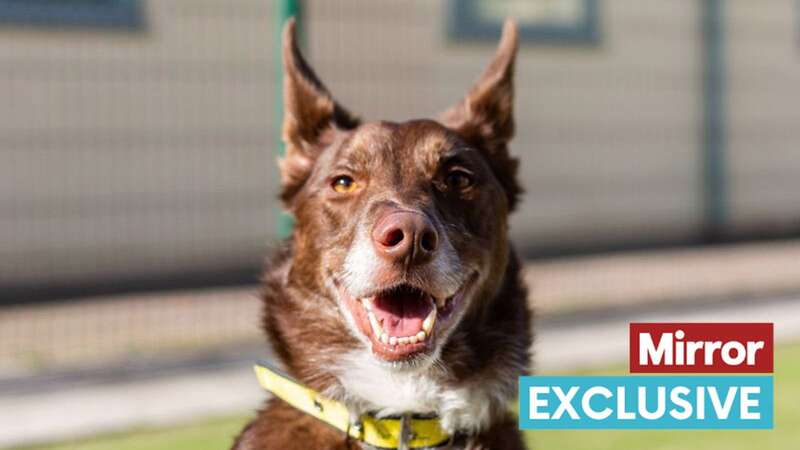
[341,282,466,361]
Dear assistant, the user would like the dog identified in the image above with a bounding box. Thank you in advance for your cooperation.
[233,18,531,450]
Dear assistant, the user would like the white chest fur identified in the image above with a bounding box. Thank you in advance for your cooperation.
[332,351,502,433]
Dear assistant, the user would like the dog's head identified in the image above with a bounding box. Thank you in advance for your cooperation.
[279,19,520,368]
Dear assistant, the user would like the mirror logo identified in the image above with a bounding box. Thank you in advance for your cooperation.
[519,323,774,429]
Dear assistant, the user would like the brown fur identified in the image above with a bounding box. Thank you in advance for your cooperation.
[233,19,531,450]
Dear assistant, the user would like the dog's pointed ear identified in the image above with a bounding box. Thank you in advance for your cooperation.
[279,18,359,204]
[439,19,521,210]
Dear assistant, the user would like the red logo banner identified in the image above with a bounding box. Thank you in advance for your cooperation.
[630,323,773,373]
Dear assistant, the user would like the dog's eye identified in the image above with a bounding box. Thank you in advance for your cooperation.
[445,170,474,190]
[332,175,358,194]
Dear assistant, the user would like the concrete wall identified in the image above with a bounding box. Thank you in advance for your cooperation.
[727,0,800,235]
[0,0,797,292]
[0,0,279,287]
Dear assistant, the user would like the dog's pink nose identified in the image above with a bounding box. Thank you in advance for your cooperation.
[372,210,438,266]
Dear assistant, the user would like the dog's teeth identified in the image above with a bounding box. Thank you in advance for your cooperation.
[436,297,446,308]
[416,331,426,341]
[367,311,379,328]
[380,334,389,344]
[389,336,398,346]
[361,297,374,311]
[409,335,418,344]
[422,308,436,333]
[398,337,409,345]
[368,312,383,337]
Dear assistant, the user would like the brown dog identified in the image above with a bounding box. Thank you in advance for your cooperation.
[233,18,531,450]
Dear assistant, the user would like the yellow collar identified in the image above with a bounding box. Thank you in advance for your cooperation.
[254,362,452,449]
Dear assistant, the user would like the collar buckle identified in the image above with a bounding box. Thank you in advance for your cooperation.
[346,410,364,442]
[398,413,414,450]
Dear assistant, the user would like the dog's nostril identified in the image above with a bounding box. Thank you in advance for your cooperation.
[420,230,437,252]
[384,229,405,247]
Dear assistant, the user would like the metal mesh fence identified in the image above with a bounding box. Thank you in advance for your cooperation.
[0,0,279,296]
[1,0,800,382]
[0,0,280,382]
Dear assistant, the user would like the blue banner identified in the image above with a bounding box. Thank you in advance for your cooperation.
[519,376,773,429]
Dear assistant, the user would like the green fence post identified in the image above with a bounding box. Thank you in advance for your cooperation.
[275,0,301,239]
[701,0,727,240]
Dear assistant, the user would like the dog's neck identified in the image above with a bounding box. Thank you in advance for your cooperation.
[325,344,519,434]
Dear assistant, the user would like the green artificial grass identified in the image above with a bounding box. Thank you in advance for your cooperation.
[15,416,250,450]
[19,343,800,450]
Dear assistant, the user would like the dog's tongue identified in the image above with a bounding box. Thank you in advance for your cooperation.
[372,287,432,337]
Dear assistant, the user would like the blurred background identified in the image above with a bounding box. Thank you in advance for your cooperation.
[1,1,799,449]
